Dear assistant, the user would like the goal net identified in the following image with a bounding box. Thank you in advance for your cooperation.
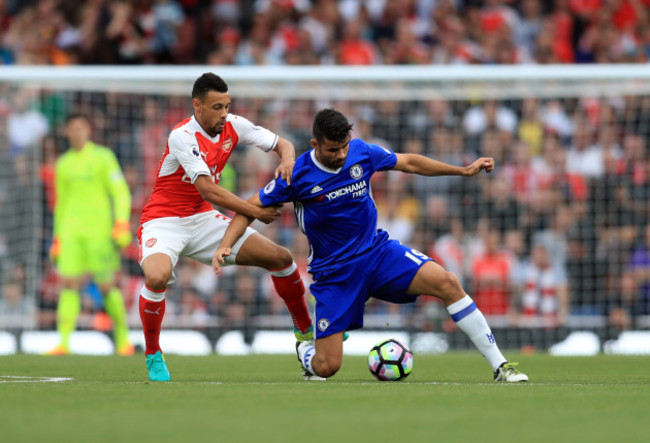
[1,65,650,353]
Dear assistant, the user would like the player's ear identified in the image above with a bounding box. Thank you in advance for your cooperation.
[310,138,318,149]
[192,97,201,114]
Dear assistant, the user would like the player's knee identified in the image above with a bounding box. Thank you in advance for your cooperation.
[438,271,463,300]
[61,277,82,291]
[271,246,294,269]
[314,355,342,378]
[97,282,114,295]
[144,270,170,292]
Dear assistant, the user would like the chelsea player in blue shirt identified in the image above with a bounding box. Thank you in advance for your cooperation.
[213,108,528,382]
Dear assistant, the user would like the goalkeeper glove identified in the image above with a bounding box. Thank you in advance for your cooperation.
[49,237,60,262]
[112,220,132,249]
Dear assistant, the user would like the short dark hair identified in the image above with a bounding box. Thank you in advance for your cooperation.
[192,73,228,100]
[65,113,88,124]
[312,108,354,144]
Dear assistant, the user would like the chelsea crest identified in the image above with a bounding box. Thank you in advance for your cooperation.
[350,164,363,179]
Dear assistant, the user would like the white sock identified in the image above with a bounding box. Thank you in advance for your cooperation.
[297,342,316,375]
[447,295,507,371]
[269,261,298,277]
[140,284,166,302]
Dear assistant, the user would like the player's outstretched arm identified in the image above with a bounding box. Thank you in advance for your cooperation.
[194,175,280,224]
[105,151,133,248]
[212,194,262,273]
[272,137,296,185]
[50,161,67,262]
[393,153,494,177]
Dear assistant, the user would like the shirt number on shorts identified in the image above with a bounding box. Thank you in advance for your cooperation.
[404,248,428,265]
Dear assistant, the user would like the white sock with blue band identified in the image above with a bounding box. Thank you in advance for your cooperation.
[447,295,507,371]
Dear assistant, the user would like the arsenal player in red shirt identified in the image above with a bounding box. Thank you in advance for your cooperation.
[137,73,312,381]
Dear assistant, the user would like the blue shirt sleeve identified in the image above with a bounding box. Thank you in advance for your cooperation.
[259,177,294,206]
[366,141,397,171]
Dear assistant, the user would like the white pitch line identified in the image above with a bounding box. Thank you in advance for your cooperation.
[215,381,614,387]
[0,376,74,383]
[2,378,627,387]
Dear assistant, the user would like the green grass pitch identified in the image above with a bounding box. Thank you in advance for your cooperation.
[1,353,649,443]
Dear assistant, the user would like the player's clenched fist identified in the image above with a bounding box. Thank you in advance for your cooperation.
[463,157,494,176]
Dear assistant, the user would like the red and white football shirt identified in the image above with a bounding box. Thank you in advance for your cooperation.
[140,114,278,224]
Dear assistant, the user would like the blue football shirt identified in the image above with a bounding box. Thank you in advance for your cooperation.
[259,138,397,274]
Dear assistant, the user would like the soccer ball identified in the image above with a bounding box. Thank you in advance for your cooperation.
[368,339,414,381]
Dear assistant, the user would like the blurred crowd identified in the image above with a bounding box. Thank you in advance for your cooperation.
[1,1,650,345]
[1,0,650,66]
[2,81,650,343]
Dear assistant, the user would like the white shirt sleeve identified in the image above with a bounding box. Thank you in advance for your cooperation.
[168,128,211,184]
[228,114,279,152]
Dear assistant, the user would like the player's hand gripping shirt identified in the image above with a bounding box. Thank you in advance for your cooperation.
[54,141,131,238]
[259,139,397,274]
[141,114,278,224]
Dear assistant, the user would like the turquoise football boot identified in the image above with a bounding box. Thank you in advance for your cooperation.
[294,325,314,342]
[146,351,171,382]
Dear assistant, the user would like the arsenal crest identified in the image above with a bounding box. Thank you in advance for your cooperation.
[222,137,233,153]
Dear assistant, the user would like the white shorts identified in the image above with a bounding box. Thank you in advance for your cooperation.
[138,211,256,284]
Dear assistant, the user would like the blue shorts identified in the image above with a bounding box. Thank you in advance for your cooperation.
[310,230,431,339]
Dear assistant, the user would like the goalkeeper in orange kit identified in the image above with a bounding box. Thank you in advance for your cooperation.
[48,114,134,355]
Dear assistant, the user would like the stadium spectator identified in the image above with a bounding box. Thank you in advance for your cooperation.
[501,139,540,205]
[520,242,570,327]
[430,14,481,65]
[351,105,388,147]
[7,90,49,158]
[432,217,467,286]
[532,205,573,268]
[515,0,544,55]
[149,0,185,63]
[408,99,458,146]
[470,228,515,320]
[232,12,269,66]
[0,263,35,329]
[589,144,629,229]
[566,117,604,178]
[130,97,168,215]
[625,223,650,317]
[518,98,544,156]
[482,175,522,233]
[503,229,528,306]
[376,177,418,244]
[463,100,518,138]
[177,287,210,329]
[619,133,650,226]
[384,17,430,64]
[372,100,403,151]
[337,18,378,65]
